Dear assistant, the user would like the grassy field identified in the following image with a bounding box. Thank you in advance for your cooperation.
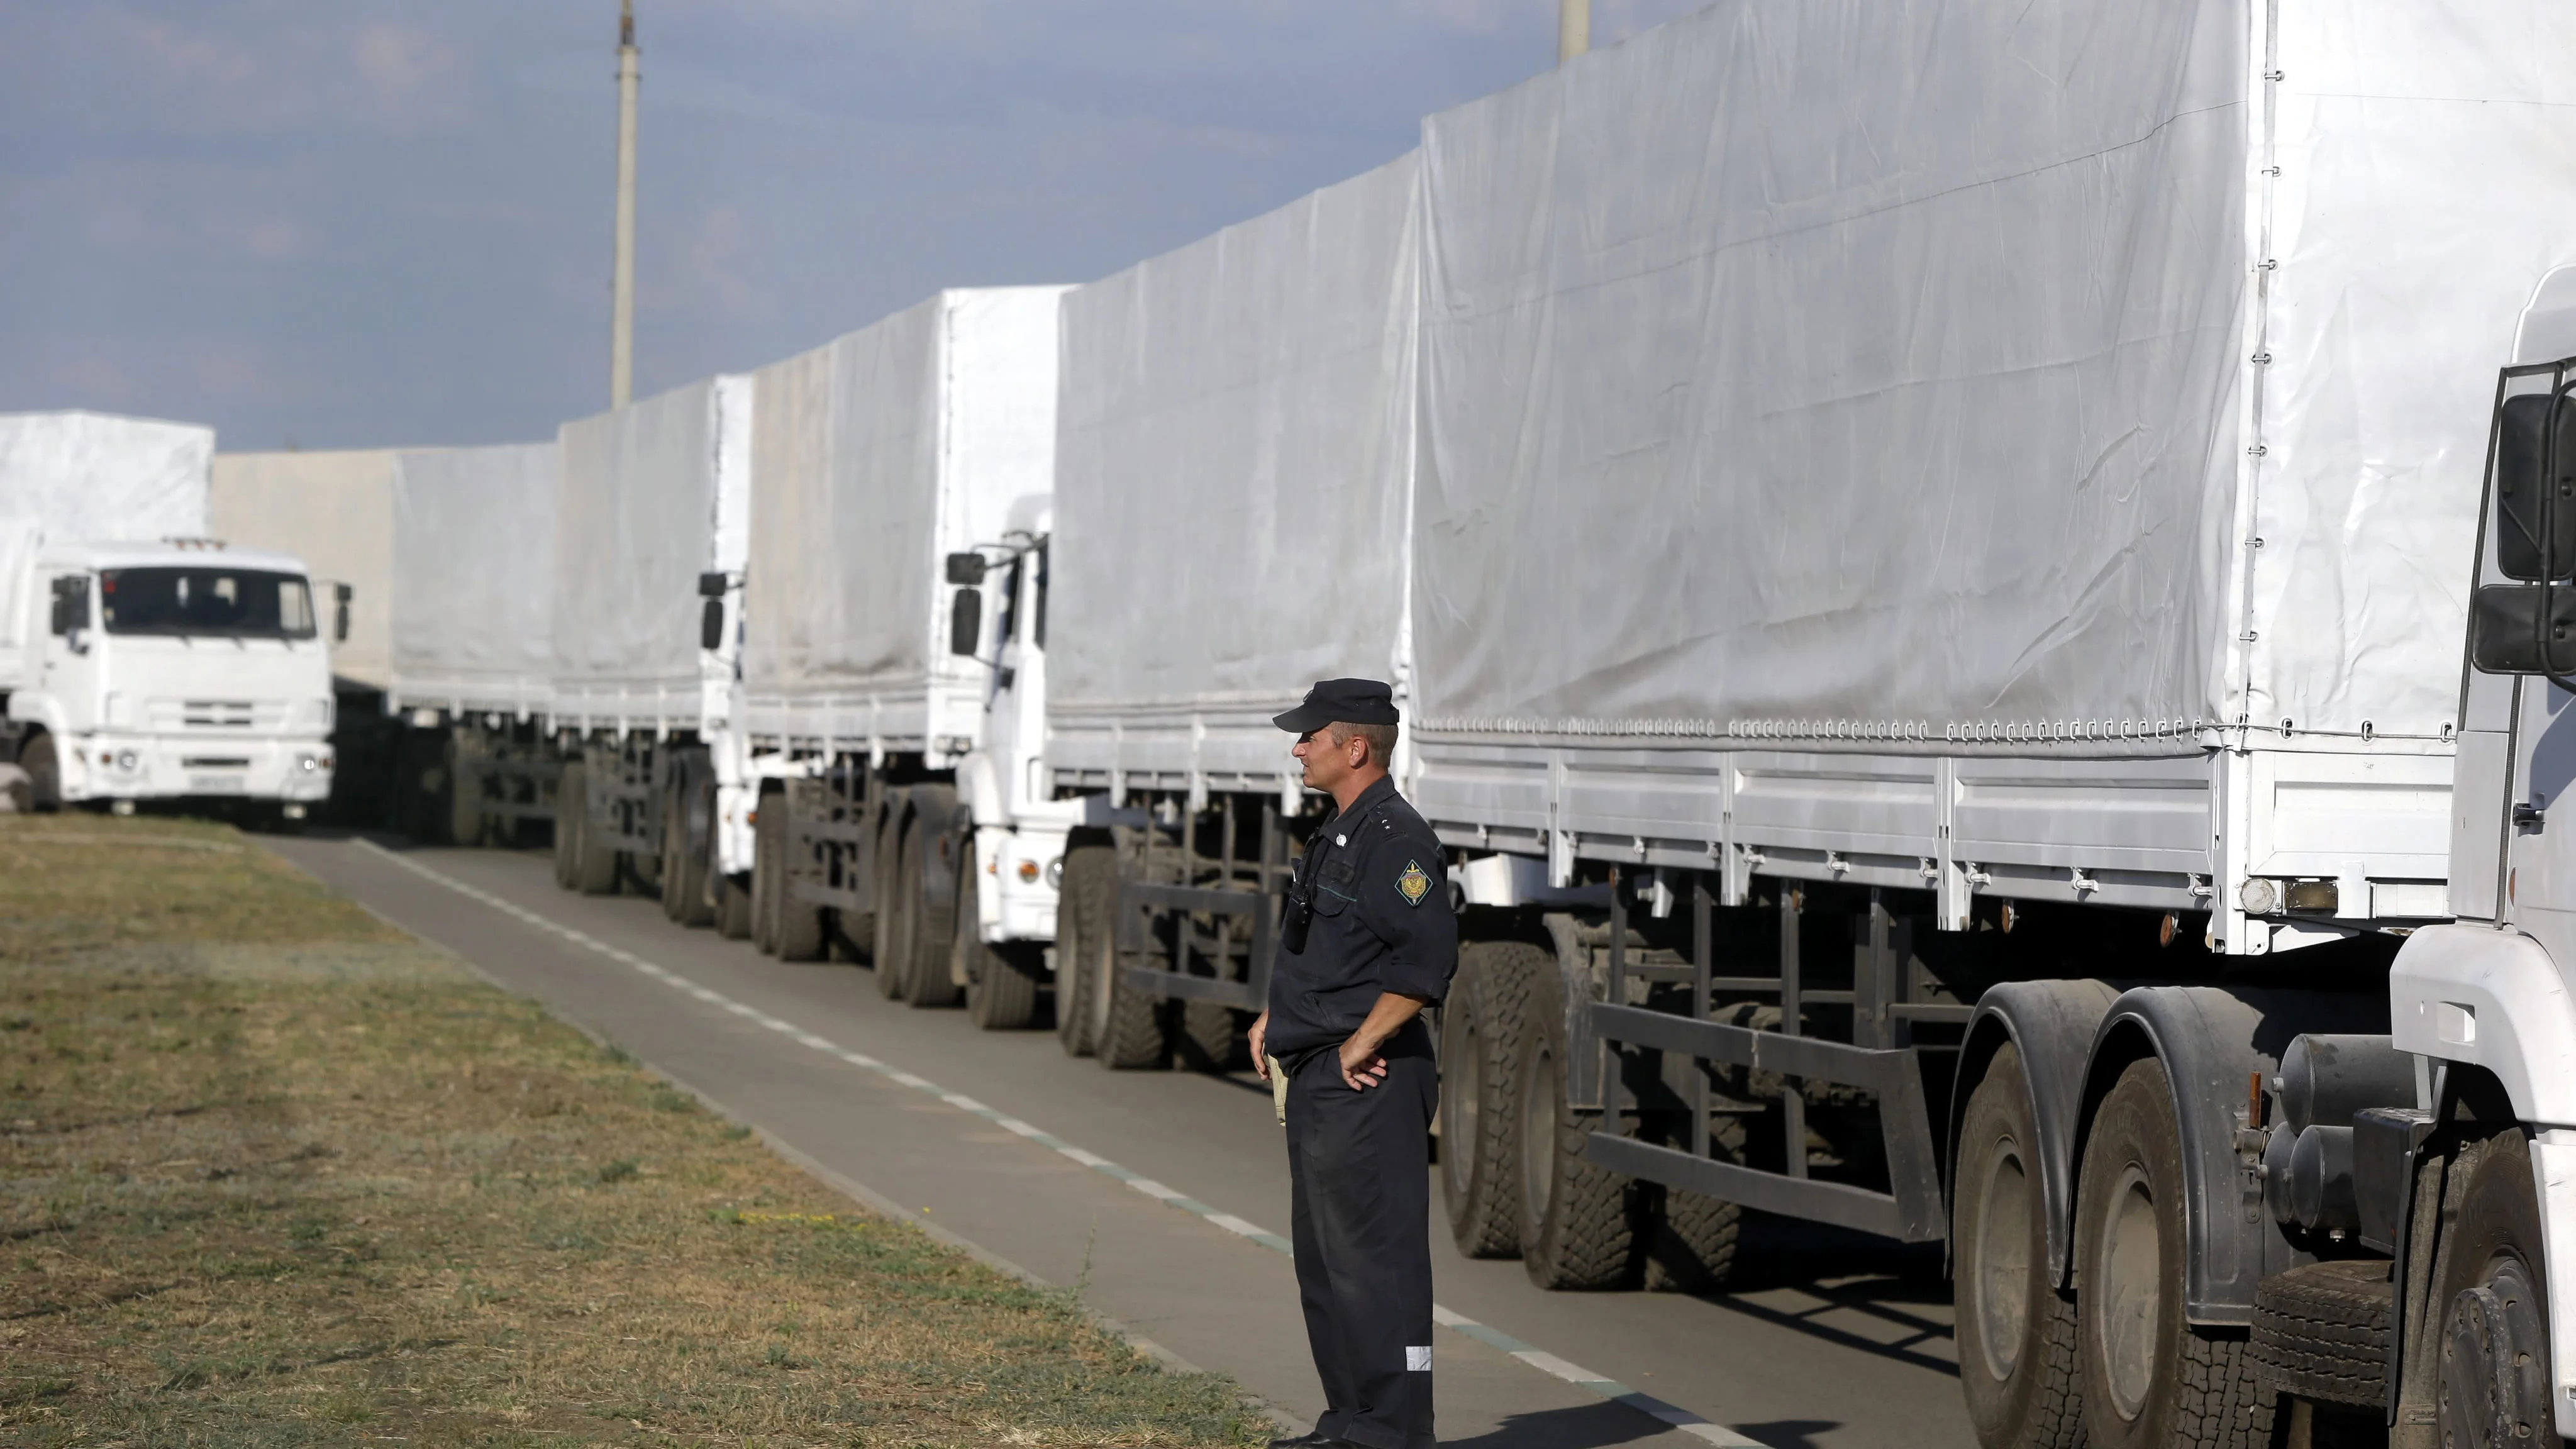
[0,814,1269,1447]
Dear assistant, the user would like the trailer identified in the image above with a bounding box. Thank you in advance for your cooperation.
[210,448,396,822]
[1398,4,2576,1448]
[386,441,559,845]
[1045,152,1420,1067]
[736,287,1072,1027]
[540,374,753,924]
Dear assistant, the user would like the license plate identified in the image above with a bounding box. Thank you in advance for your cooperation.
[189,774,247,792]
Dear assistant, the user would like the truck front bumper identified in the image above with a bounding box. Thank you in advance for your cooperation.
[62,733,335,804]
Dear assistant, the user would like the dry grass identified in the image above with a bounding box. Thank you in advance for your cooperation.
[0,815,1267,1447]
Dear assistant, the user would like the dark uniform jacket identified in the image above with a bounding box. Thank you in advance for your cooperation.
[1264,775,1458,1059]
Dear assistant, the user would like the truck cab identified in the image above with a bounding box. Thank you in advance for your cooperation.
[6,540,337,817]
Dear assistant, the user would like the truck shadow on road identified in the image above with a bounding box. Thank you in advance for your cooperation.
[1441,1404,1840,1448]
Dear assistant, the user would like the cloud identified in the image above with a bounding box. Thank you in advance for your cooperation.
[0,0,1713,450]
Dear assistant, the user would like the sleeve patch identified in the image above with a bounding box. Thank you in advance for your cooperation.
[1396,860,1433,906]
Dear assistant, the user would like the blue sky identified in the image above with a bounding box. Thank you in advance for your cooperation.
[0,1,1705,452]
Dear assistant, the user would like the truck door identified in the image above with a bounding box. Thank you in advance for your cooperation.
[41,572,100,728]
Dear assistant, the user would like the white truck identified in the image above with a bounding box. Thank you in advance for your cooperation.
[1043,152,1420,1068]
[729,287,1075,1028]
[1,411,338,821]
[540,375,755,928]
[1389,6,2576,1449]
[385,441,560,844]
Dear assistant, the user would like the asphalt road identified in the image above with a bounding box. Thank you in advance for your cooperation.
[269,832,1975,1449]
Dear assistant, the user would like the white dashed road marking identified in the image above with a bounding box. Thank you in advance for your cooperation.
[358,840,1764,1447]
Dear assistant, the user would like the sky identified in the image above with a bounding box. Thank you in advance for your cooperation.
[0,1,1708,453]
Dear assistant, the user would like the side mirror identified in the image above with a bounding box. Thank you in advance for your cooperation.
[945,552,987,586]
[334,582,352,643]
[949,586,983,657]
[2473,583,2576,675]
[698,570,729,599]
[2496,392,2576,581]
[701,597,726,652]
[48,575,89,636]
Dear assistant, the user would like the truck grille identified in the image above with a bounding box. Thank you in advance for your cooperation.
[148,700,286,731]
[181,756,253,769]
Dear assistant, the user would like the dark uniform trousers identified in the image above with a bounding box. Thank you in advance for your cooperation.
[1284,1016,1438,1449]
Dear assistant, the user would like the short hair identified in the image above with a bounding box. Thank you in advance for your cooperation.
[1329,720,1399,767]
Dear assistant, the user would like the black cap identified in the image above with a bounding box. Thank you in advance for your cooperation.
[1273,678,1400,734]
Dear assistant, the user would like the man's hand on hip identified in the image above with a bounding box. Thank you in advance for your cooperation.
[1337,991,1431,1091]
[1248,1011,1271,1082]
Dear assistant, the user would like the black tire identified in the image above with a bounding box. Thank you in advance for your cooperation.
[1089,847,1167,1069]
[1641,1118,1751,1294]
[672,772,716,929]
[445,732,484,847]
[2251,1260,2392,1407]
[1516,948,1639,1289]
[773,794,826,963]
[752,796,782,955]
[660,782,690,924]
[553,759,583,889]
[1175,1001,1250,1072]
[714,871,753,939]
[904,806,963,1008]
[2434,1130,2555,1449]
[2075,1056,2270,1449]
[1954,1044,2085,1449]
[959,848,1041,1029]
[19,734,59,813]
[1443,940,1539,1259]
[874,801,913,999]
[569,763,619,896]
[1055,845,1111,1057]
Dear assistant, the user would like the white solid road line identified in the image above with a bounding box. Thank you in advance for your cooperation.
[358,840,1764,1448]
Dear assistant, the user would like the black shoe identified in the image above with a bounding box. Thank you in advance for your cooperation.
[1267,1435,1337,1448]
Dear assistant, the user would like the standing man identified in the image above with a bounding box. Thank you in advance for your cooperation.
[1250,678,1455,1449]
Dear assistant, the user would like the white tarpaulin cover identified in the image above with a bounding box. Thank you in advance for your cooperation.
[389,443,557,714]
[552,375,750,728]
[0,411,213,683]
[1051,153,1419,769]
[211,450,397,691]
[1412,0,2576,749]
[744,288,1063,745]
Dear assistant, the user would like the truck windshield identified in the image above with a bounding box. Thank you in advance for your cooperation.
[99,567,316,640]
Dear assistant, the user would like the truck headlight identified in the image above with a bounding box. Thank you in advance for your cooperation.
[297,752,321,773]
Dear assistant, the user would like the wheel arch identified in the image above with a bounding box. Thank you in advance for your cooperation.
[1950,978,2123,1289]
[2068,985,2389,1325]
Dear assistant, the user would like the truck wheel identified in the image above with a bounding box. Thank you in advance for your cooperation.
[1954,1043,2084,1449]
[874,800,913,998]
[659,783,690,923]
[1055,845,1111,1057]
[1175,1001,1250,1072]
[445,732,484,847]
[19,735,58,813]
[553,760,583,888]
[1516,952,1640,1289]
[672,774,716,928]
[959,849,1039,1029]
[569,764,619,896]
[1088,851,1167,1069]
[773,797,824,962]
[2436,1131,2555,1449]
[2251,1259,2392,1407]
[1641,1119,1750,1294]
[752,798,782,954]
[904,812,963,1008]
[1443,940,1539,1259]
[2076,1056,2269,1449]
[714,872,753,939]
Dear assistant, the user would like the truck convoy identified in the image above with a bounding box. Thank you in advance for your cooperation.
[1,410,340,821]
[191,0,2576,1445]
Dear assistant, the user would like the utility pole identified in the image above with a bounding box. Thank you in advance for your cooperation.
[1558,0,1589,64]
[609,0,640,409]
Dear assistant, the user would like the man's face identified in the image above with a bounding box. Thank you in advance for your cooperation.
[1292,725,1362,791]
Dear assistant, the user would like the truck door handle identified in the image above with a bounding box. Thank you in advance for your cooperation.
[2515,801,2546,829]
